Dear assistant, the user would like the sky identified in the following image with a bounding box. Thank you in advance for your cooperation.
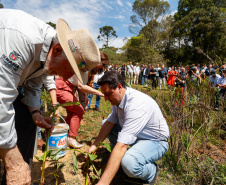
[1,0,179,49]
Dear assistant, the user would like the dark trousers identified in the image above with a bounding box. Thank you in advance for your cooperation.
[156,76,159,87]
[151,77,157,89]
[215,89,226,108]
[1,92,37,185]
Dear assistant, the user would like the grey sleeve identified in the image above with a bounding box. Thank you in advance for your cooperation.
[21,76,44,108]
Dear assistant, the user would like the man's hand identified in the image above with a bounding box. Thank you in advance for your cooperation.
[87,145,97,154]
[98,92,104,97]
[31,112,51,129]
[0,146,31,185]
[85,145,97,160]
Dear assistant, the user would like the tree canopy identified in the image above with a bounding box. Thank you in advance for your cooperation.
[97,26,117,48]
[0,1,4,8]
[169,0,226,65]
[46,22,56,29]
[129,0,170,47]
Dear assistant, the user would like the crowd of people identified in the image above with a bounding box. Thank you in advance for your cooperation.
[107,62,226,108]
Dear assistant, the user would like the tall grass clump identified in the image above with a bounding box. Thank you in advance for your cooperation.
[137,77,225,184]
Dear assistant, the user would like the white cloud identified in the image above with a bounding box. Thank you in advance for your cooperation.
[157,10,177,22]
[111,37,126,48]
[113,15,125,20]
[170,10,177,16]
[96,37,126,49]
[3,0,133,49]
[6,0,113,46]
[116,0,123,7]
[126,1,132,7]
[122,24,129,27]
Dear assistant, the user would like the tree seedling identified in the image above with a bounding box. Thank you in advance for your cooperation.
[34,101,112,185]
[36,101,80,185]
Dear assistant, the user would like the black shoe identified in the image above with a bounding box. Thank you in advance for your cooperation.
[95,107,101,112]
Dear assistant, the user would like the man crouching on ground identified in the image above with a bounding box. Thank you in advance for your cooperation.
[87,71,169,185]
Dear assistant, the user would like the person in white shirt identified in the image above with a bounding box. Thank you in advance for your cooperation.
[133,63,140,85]
[127,61,134,84]
[209,71,221,87]
[215,69,226,110]
[155,64,161,88]
[0,9,100,184]
[87,71,169,185]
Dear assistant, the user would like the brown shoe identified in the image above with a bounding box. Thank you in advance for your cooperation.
[95,107,101,112]
[38,138,46,149]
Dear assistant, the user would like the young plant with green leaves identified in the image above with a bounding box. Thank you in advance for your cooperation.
[37,101,80,185]
[35,101,112,184]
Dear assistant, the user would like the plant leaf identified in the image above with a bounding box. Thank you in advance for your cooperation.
[73,152,78,174]
[50,149,62,160]
[34,155,44,162]
[90,175,98,180]
[97,169,102,176]
[57,163,65,170]
[124,80,131,87]
[46,150,53,158]
[100,142,112,152]
[88,153,97,161]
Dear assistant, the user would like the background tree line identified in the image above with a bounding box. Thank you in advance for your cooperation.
[99,0,226,67]
[1,0,225,67]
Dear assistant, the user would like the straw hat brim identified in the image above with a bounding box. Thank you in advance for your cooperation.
[57,18,88,84]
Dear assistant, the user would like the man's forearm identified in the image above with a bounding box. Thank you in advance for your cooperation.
[0,146,31,184]
[93,121,115,146]
[78,84,103,96]
[48,89,58,105]
[98,142,128,185]
[0,146,24,167]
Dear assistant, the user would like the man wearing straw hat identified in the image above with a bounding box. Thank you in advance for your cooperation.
[0,9,100,185]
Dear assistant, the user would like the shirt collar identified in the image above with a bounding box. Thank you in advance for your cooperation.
[118,87,129,109]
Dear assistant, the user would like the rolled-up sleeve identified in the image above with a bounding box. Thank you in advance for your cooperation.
[42,75,56,91]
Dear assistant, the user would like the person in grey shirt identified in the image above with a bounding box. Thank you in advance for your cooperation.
[0,9,100,185]
[87,71,169,185]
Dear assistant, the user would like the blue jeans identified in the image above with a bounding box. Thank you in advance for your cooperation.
[102,120,169,183]
[142,75,148,85]
[88,83,100,108]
